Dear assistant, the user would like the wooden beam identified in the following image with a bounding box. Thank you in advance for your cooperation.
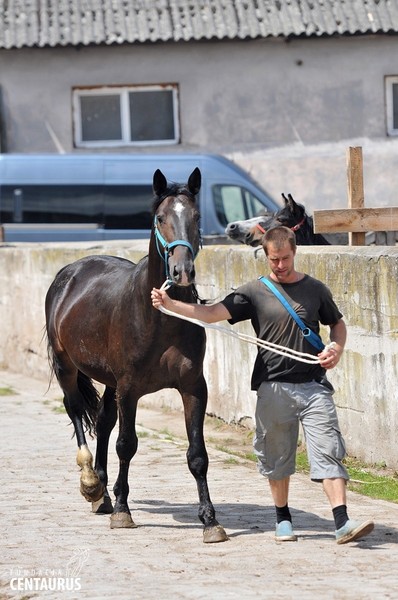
[347,147,365,245]
[313,207,398,233]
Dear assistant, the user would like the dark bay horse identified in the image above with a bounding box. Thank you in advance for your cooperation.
[226,193,330,246]
[45,168,227,543]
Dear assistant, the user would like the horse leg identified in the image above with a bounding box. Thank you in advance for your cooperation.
[55,356,104,503]
[109,390,138,529]
[92,386,117,514]
[182,386,228,543]
[76,443,104,503]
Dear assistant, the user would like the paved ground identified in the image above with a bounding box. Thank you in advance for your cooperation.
[1,370,398,600]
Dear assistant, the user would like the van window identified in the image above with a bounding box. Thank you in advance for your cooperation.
[212,184,271,226]
[0,185,103,224]
[103,185,153,229]
[0,184,155,230]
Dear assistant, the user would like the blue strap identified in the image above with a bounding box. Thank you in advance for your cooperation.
[258,276,325,351]
[153,215,197,280]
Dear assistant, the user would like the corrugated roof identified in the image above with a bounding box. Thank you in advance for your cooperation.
[1,0,398,50]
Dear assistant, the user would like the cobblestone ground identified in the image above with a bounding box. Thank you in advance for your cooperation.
[1,370,398,600]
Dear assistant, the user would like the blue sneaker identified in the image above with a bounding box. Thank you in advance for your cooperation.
[335,519,374,544]
[275,520,297,542]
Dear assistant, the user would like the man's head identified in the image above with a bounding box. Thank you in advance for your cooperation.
[262,226,297,283]
[262,226,297,255]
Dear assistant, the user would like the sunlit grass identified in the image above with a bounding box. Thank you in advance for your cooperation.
[0,386,16,396]
[223,457,240,465]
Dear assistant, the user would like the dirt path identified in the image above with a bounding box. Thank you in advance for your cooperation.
[1,370,398,600]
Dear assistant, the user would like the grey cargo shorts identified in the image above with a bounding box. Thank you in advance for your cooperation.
[253,380,349,481]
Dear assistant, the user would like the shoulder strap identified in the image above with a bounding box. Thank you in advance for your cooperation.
[258,276,324,351]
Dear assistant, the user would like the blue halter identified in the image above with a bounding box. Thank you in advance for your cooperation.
[153,215,199,282]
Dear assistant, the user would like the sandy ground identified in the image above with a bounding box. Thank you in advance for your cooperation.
[1,369,398,600]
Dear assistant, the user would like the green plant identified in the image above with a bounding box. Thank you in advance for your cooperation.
[0,385,16,396]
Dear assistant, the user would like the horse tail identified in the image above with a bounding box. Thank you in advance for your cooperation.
[76,371,101,438]
[46,338,100,438]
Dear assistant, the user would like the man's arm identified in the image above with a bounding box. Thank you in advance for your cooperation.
[329,318,347,351]
[151,287,231,323]
[318,318,346,370]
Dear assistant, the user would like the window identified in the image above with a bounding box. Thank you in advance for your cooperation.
[73,85,180,148]
[103,185,153,229]
[0,185,103,224]
[386,76,398,136]
[212,184,271,226]
[0,184,153,229]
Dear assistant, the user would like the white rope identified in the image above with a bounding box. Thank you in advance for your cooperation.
[158,281,332,365]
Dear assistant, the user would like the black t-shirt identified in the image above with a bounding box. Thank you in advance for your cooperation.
[221,275,343,390]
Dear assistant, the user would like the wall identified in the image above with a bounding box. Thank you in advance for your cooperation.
[0,241,397,469]
[1,36,398,212]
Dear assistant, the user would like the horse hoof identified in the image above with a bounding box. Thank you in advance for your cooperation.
[110,512,138,529]
[80,481,104,503]
[203,524,229,543]
[92,493,113,514]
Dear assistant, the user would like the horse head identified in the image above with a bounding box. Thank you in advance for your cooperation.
[269,193,307,231]
[225,214,274,247]
[268,194,330,244]
[152,168,202,286]
[225,193,330,246]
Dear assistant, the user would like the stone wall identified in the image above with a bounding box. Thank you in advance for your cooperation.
[1,241,397,468]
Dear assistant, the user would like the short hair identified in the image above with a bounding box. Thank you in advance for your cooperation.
[262,226,297,255]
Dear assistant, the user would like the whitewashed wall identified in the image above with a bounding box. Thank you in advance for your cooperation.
[0,241,397,468]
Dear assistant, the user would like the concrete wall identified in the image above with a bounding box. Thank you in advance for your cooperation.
[0,241,397,468]
[1,36,398,212]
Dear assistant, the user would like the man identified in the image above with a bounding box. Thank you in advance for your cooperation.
[151,226,374,544]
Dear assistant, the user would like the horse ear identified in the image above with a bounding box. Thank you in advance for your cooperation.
[287,193,304,218]
[282,193,301,216]
[188,167,201,196]
[153,169,168,197]
[286,193,297,211]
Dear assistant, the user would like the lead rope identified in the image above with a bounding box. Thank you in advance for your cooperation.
[158,280,334,365]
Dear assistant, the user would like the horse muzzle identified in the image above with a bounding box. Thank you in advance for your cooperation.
[168,256,196,286]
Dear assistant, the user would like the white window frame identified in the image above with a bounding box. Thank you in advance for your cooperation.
[385,76,398,136]
[72,84,180,148]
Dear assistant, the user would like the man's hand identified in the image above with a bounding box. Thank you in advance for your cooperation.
[318,343,342,370]
[151,287,169,310]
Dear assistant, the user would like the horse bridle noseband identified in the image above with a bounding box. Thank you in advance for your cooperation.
[153,215,200,281]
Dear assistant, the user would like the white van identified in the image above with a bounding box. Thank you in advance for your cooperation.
[0,153,279,243]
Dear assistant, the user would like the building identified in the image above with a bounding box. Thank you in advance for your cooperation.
[1,0,398,210]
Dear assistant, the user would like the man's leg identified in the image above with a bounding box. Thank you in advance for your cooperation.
[269,476,290,507]
[322,477,374,544]
[269,477,297,542]
[254,382,299,542]
[322,476,346,508]
[300,381,374,544]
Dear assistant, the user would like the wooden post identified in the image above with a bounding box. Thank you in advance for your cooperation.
[313,146,398,242]
[347,147,365,246]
